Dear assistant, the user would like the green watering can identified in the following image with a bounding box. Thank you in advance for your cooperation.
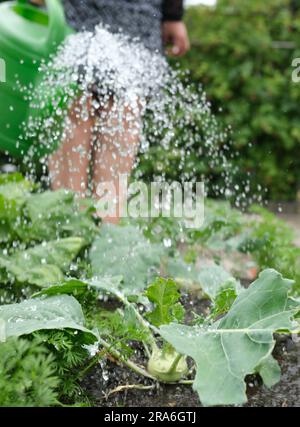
[0,0,73,158]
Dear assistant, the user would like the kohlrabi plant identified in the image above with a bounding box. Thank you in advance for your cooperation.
[1,174,300,407]
[31,268,300,406]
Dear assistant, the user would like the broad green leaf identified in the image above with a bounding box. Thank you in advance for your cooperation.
[197,263,241,300]
[26,189,74,222]
[145,278,185,327]
[12,237,85,272]
[166,258,240,303]
[90,224,164,293]
[14,265,63,288]
[0,257,64,287]
[89,276,124,294]
[166,257,198,283]
[256,355,281,389]
[32,279,88,298]
[0,318,5,342]
[0,220,13,243]
[0,237,85,287]
[35,276,124,299]
[59,212,98,245]
[0,295,97,342]
[160,269,296,406]
[97,305,151,347]
[0,178,33,220]
[17,190,97,244]
[0,173,25,186]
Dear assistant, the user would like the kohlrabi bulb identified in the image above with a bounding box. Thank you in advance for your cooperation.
[147,348,188,383]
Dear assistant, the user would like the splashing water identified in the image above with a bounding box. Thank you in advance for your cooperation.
[19,23,262,209]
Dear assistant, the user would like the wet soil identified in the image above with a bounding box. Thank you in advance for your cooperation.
[81,295,300,407]
[246,337,300,407]
[82,214,300,408]
[81,336,300,407]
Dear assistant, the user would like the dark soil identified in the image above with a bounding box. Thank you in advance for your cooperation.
[81,337,300,407]
[81,294,300,407]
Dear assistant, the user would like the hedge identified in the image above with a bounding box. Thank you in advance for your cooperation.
[175,0,300,201]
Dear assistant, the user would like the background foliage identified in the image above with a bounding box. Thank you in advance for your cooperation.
[2,0,300,202]
[175,0,300,201]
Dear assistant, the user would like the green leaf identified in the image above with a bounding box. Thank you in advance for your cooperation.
[0,177,33,221]
[90,224,164,293]
[32,279,88,298]
[0,237,85,287]
[96,305,151,350]
[166,258,241,304]
[35,276,125,300]
[26,189,74,222]
[197,263,241,300]
[0,295,96,342]
[256,355,281,389]
[0,173,26,186]
[211,288,238,318]
[18,189,98,244]
[145,278,185,327]
[0,337,60,407]
[166,257,198,283]
[160,269,297,406]
[89,275,124,294]
[13,237,85,271]
[0,318,5,342]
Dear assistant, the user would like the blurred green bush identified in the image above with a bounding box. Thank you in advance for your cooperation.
[175,0,300,201]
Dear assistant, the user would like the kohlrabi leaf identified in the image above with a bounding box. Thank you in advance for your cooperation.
[34,276,126,304]
[34,276,125,299]
[0,257,64,287]
[0,173,26,186]
[0,318,5,342]
[97,305,151,350]
[165,257,198,282]
[256,355,281,389]
[89,276,124,294]
[90,224,164,293]
[197,263,241,300]
[166,258,240,303]
[0,176,33,221]
[32,279,89,298]
[211,287,238,318]
[160,269,297,406]
[15,265,64,288]
[0,295,97,342]
[145,278,185,327]
[17,189,98,244]
[13,237,85,271]
[0,237,85,287]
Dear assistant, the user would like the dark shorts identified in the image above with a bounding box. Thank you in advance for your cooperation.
[63,0,163,52]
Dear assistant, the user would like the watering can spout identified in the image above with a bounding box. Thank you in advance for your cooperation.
[0,0,72,158]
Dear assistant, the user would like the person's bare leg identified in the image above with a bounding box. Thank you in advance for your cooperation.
[48,97,95,198]
[92,99,141,224]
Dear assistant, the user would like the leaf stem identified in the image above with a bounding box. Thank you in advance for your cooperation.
[115,290,159,351]
[178,379,194,385]
[168,353,184,375]
[76,348,108,380]
[98,337,156,380]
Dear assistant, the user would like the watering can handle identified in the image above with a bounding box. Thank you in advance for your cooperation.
[17,0,67,48]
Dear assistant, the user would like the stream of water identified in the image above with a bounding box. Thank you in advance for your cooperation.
[19,23,262,212]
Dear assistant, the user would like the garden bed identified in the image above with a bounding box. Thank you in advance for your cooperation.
[1,173,300,408]
[82,336,300,407]
[81,298,300,408]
